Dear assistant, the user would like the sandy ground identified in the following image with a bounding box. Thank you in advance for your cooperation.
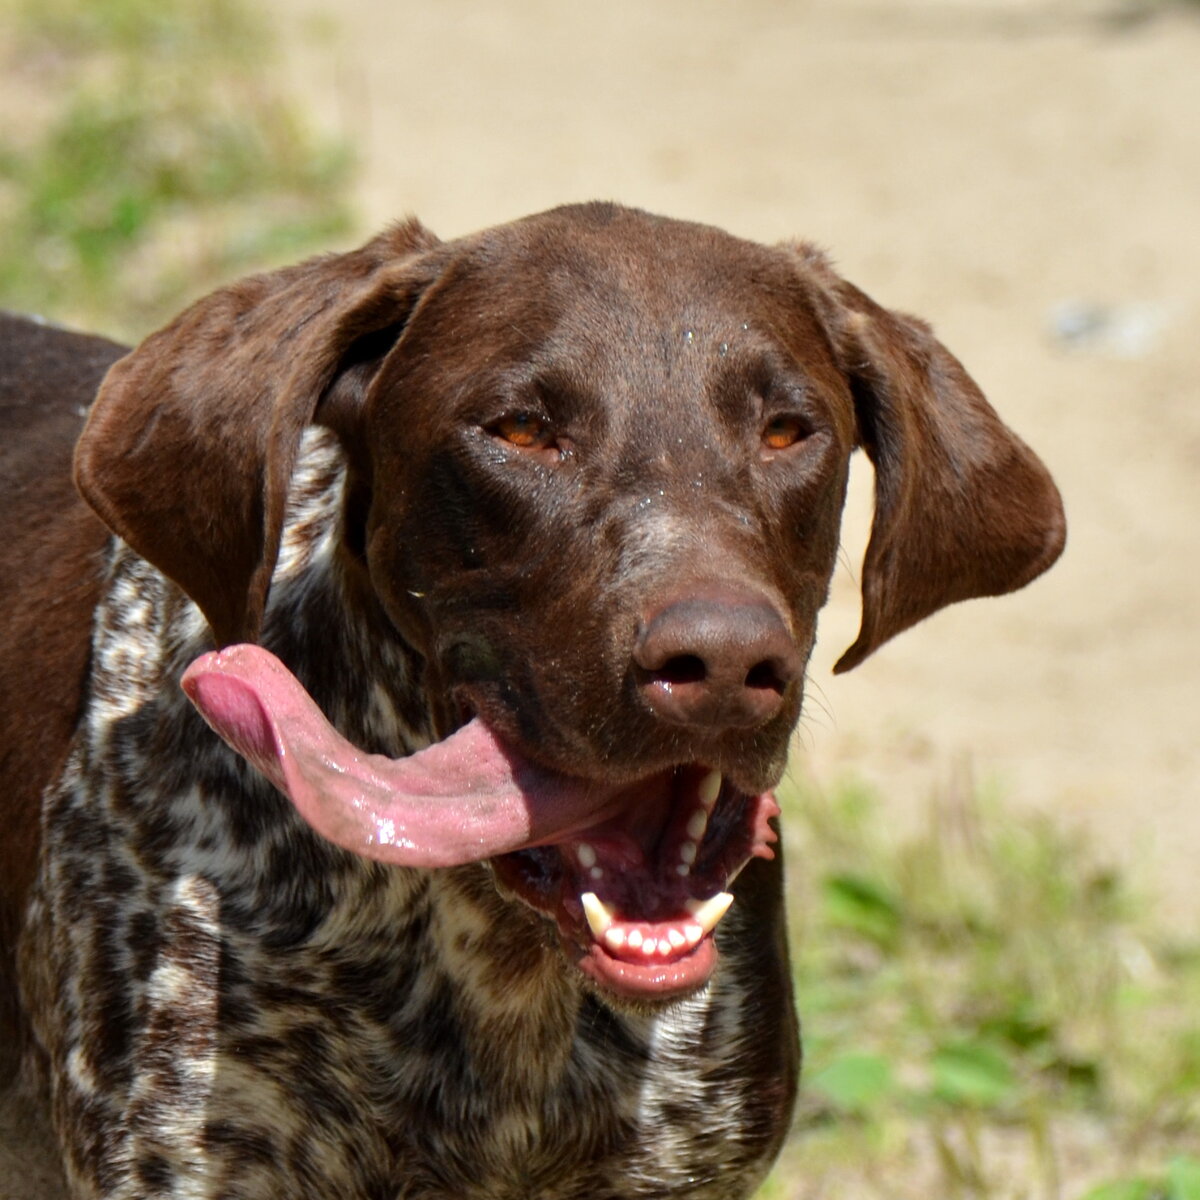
[4,0,1198,1195]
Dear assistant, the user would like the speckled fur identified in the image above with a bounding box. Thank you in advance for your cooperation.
[19,430,788,1200]
[11,205,1067,1199]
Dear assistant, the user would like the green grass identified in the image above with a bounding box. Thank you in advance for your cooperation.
[761,774,1200,1199]
[0,0,353,339]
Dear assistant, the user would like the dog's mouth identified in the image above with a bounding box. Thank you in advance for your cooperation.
[490,765,778,1001]
[181,644,779,1002]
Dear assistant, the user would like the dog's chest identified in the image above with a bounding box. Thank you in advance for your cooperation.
[254,873,769,1200]
[30,776,765,1200]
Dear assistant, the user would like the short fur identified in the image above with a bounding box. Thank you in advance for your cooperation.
[0,204,1064,1198]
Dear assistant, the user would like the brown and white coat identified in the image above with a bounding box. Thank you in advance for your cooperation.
[0,204,1064,1199]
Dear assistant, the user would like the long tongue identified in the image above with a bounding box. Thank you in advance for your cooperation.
[181,644,613,868]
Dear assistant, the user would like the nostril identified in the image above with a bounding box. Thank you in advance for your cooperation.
[744,659,788,695]
[654,655,707,686]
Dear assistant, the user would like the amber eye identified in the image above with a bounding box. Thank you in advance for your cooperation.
[762,414,809,451]
[490,411,552,449]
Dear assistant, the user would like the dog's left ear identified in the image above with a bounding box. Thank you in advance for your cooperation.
[75,220,444,648]
[793,247,1066,673]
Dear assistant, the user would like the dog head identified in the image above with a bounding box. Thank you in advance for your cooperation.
[76,203,1064,1001]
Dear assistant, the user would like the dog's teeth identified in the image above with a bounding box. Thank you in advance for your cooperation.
[642,938,658,956]
[605,927,626,950]
[577,843,598,869]
[590,866,604,881]
[667,928,686,948]
[675,863,690,877]
[686,809,708,841]
[679,840,697,865]
[698,770,722,810]
[683,924,703,945]
[627,929,644,949]
[684,892,734,934]
[581,892,615,937]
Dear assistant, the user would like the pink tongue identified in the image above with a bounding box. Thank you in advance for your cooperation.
[180,644,613,868]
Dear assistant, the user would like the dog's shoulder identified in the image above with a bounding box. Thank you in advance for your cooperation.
[0,313,126,456]
[0,313,126,758]
[0,313,127,589]
[0,313,126,1082]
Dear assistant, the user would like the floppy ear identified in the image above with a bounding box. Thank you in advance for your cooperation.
[74,220,443,648]
[796,249,1066,673]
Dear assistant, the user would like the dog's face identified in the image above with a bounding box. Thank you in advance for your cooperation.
[77,203,1065,1004]
[359,213,855,789]
[347,214,858,997]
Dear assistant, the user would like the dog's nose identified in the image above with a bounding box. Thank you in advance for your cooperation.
[633,586,801,729]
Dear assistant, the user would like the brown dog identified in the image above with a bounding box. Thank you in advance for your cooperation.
[0,204,1063,1198]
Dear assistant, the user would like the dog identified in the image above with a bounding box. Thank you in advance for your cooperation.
[0,203,1064,1199]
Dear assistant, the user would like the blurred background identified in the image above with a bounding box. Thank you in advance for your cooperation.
[1,0,1197,1195]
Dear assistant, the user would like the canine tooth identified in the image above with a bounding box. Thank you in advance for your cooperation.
[679,840,697,865]
[577,843,597,869]
[668,928,686,948]
[627,929,643,949]
[684,892,734,934]
[686,809,708,841]
[605,927,627,950]
[581,892,615,937]
[698,770,722,809]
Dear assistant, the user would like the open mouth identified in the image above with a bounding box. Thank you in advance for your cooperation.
[492,766,779,1000]
[181,644,779,1002]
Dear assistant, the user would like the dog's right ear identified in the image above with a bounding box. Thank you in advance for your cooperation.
[75,220,443,648]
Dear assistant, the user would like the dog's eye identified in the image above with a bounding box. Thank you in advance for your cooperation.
[761,415,809,451]
[490,411,553,449]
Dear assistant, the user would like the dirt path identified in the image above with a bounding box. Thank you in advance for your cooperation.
[270,0,1200,911]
